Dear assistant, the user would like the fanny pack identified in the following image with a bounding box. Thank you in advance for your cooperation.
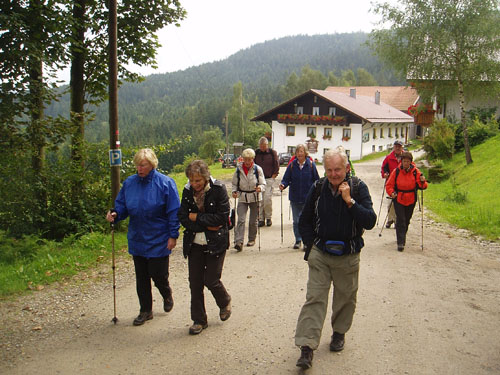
[323,240,345,256]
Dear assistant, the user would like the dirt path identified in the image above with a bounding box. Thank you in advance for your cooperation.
[1,156,499,374]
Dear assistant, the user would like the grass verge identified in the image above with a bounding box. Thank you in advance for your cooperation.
[0,231,128,298]
[424,134,500,241]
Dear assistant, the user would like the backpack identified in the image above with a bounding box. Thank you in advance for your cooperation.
[311,176,364,238]
[394,167,419,201]
[236,165,259,192]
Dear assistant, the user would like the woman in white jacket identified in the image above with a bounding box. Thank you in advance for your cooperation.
[231,148,266,251]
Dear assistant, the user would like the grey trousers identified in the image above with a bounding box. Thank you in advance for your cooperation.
[295,246,360,350]
[234,201,259,245]
[387,198,396,223]
[259,177,275,220]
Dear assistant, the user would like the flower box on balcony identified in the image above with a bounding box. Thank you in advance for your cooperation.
[323,135,332,140]
[342,137,350,142]
[277,113,345,125]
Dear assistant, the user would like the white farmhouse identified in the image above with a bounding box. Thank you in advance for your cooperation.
[252,88,414,161]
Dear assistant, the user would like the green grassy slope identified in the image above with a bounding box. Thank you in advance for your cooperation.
[425,134,500,240]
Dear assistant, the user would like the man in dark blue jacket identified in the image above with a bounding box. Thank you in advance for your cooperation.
[294,149,376,369]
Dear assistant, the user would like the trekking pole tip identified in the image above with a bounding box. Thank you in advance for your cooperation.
[112,317,118,324]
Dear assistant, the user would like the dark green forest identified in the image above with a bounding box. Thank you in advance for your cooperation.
[48,32,403,151]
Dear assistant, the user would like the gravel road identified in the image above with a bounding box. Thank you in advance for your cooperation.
[1,155,499,374]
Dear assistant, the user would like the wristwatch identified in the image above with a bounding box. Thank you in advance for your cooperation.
[350,198,356,206]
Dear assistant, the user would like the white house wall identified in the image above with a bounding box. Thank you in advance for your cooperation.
[272,121,363,161]
[361,123,408,157]
[438,96,500,121]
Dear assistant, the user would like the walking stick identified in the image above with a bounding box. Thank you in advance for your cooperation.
[280,189,283,244]
[377,179,387,227]
[421,189,424,251]
[378,199,393,237]
[111,222,118,324]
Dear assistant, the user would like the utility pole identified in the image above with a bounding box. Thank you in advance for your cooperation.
[108,0,120,204]
[240,89,244,143]
[224,112,229,158]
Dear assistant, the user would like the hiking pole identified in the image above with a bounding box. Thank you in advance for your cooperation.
[376,179,387,227]
[280,189,283,244]
[421,189,424,251]
[378,199,393,237]
[111,221,118,324]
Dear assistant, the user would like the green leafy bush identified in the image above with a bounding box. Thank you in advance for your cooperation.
[423,118,456,160]
[455,115,499,150]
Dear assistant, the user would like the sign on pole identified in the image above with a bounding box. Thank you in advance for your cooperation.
[109,149,122,166]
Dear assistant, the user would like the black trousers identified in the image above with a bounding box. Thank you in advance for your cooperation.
[188,244,231,325]
[133,255,172,313]
[393,201,416,246]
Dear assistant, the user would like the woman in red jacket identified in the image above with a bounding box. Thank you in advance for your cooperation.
[386,152,427,251]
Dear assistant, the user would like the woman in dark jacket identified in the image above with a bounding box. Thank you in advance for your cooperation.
[178,160,232,335]
[279,144,320,249]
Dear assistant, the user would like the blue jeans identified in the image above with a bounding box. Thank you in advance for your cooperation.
[290,201,305,243]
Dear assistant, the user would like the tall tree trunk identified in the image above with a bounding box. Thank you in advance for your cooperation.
[458,79,473,164]
[28,0,47,218]
[70,0,86,200]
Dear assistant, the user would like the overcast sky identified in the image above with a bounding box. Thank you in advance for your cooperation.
[130,0,390,76]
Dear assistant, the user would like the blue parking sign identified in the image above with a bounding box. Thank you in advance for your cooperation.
[109,149,122,166]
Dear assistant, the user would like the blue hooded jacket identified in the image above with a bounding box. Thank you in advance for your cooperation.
[114,169,180,258]
[281,157,320,203]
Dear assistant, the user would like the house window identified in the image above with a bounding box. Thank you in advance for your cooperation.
[323,148,330,154]
[345,149,351,158]
[401,127,405,137]
[286,126,295,136]
[312,107,320,115]
[329,107,336,116]
[388,128,392,138]
[395,128,399,138]
[378,145,383,151]
[372,145,376,152]
[307,127,317,138]
[288,146,296,154]
[373,128,377,139]
[342,128,351,140]
[296,106,303,114]
[380,128,384,138]
[324,127,332,138]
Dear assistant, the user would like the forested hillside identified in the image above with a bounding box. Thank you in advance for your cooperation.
[48,32,402,148]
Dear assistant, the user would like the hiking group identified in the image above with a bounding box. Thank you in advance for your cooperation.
[105,138,427,370]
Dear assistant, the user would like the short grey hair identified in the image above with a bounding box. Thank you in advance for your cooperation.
[323,149,348,168]
[242,148,255,159]
[185,159,210,182]
[259,137,269,145]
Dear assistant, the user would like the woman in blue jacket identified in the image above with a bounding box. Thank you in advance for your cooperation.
[106,149,180,326]
[279,144,320,249]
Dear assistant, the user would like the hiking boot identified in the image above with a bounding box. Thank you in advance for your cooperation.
[266,219,272,226]
[234,243,243,252]
[163,295,174,312]
[258,220,265,227]
[296,346,313,369]
[386,220,394,229]
[329,332,345,352]
[189,322,208,335]
[397,244,404,252]
[220,301,232,321]
[247,240,255,247]
[133,311,153,326]
[293,241,301,249]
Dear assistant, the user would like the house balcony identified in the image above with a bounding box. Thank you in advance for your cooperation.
[414,112,435,126]
[277,113,346,125]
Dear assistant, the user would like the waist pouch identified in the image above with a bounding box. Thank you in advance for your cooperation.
[323,240,345,256]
